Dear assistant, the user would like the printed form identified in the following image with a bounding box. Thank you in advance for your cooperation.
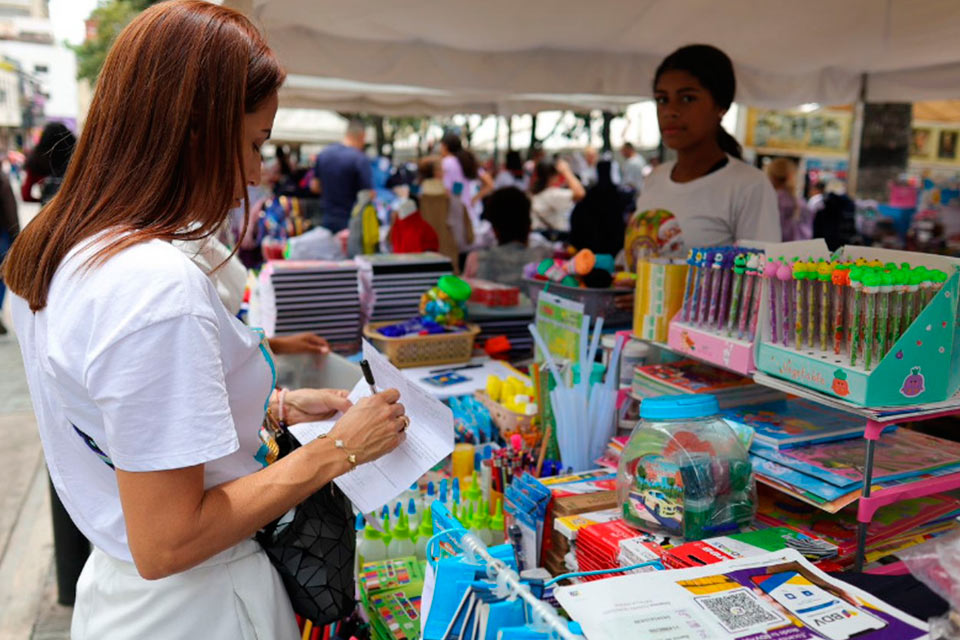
[290,340,454,514]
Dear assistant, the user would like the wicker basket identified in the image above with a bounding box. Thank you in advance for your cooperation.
[362,322,481,368]
[474,390,541,447]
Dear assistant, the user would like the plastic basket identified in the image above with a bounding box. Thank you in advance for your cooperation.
[362,322,480,368]
[473,390,541,447]
[523,278,633,326]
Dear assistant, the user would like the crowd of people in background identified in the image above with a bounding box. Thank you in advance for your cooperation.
[252,124,652,288]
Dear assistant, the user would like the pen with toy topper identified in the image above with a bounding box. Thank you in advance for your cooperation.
[715,248,736,329]
[745,252,764,340]
[726,252,747,336]
[695,250,713,327]
[877,269,894,358]
[739,251,760,339]
[862,271,880,370]
[687,249,707,324]
[703,249,724,326]
[831,266,849,355]
[804,260,817,348]
[889,267,906,343]
[848,268,864,366]
[903,267,923,332]
[763,258,780,343]
[777,258,806,346]
[681,248,697,322]
[792,258,806,348]
[817,260,833,352]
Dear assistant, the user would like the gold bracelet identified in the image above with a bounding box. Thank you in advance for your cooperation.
[317,433,357,467]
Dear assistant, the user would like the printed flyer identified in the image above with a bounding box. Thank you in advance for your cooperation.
[555,549,926,640]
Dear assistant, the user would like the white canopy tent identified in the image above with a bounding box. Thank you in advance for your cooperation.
[280,75,640,117]
[224,0,960,111]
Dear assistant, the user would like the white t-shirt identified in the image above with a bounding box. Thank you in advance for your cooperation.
[628,155,781,261]
[11,237,274,562]
[175,236,248,316]
[531,186,575,232]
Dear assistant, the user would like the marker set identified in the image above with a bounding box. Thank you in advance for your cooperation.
[679,247,766,341]
[764,257,947,371]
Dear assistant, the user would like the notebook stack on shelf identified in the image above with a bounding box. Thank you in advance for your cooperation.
[630,359,784,408]
[748,425,960,513]
[756,487,960,567]
[258,260,362,352]
[356,253,453,324]
[467,297,535,360]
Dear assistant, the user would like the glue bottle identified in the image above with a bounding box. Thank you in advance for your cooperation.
[415,507,434,562]
[407,497,420,531]
[356,513,387,568]
[381,511,392,547]
[465,470,483,512]
[476,499,496,547]
[387,511,416,559]
[489,499,505,545]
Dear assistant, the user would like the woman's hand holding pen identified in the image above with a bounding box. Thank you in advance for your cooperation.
[282,388,352,424]
[327,389,407,466]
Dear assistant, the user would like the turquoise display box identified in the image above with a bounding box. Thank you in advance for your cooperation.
[756,244,960,407]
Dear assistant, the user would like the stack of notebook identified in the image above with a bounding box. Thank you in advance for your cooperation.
[258,260,362,352]
[756,487,960,566]
[631,360,784,408]
[356,253,453,324]
[748,425,960,513]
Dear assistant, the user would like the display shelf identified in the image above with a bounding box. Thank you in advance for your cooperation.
[750,373,960,571]
[627,331,754,378]
[621,332,959,571]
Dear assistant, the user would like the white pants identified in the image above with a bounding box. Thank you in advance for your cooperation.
[72,539,300,639]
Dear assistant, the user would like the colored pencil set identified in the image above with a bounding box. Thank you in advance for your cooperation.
[679,247,766,341]
[764,257,948,370]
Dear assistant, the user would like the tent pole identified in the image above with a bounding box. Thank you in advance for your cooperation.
[493,112,501,168]
[847,73,868,197]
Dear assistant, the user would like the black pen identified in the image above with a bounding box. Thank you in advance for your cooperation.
[427,363,484,375]
[360,359,378,396]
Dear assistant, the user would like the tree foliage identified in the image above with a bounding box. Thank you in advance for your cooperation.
[71,0,163,84]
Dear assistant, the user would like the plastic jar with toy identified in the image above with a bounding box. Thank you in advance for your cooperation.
[616,394,755,540]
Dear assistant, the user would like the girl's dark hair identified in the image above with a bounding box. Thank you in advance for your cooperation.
[504,150,523,175]
[441,131,478,180]
[24,122,76,178]
[531,160,557,195]
[481,187,530,244]
[654,44,742,160]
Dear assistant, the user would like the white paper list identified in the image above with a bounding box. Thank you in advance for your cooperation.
[290,340,454,514]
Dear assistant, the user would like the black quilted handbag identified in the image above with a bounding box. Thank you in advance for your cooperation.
[256,428,356,625]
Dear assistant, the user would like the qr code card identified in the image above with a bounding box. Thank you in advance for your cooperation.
[694,588,789,634]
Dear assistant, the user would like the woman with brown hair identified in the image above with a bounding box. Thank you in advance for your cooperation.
[2,2,406,637]
[766,156,813,241]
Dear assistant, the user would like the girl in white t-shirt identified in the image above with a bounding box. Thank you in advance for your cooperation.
[2,3,407,638]
[627,45,780,267]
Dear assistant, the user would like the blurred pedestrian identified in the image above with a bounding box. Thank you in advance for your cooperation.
[767,157,812,241]
[314,119,372,232]
[21,122,76,203]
